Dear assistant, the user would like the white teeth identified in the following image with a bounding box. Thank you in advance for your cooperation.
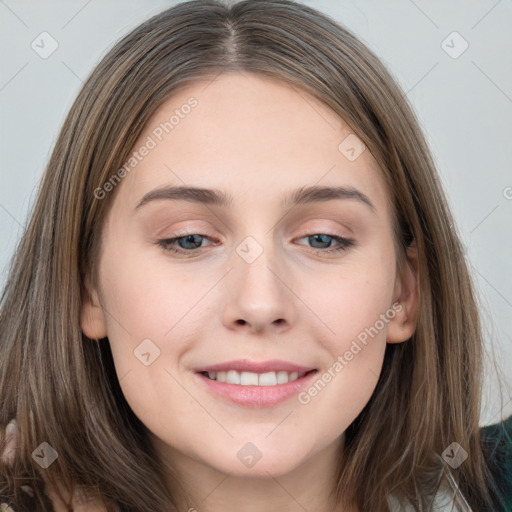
[277,371,289,384]
[204,370,306,385]
[258,371,277,386]
[226,370,241,384]
[240,371,259,385]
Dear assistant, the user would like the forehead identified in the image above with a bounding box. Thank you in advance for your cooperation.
[113,72,391,216]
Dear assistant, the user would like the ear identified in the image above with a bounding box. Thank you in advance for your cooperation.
[81,275,108,340]
[386,243,419,344]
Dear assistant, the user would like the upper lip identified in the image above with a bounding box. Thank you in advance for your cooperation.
[194,359,316,374]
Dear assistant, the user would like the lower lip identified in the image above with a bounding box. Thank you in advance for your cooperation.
[194,370,318,408]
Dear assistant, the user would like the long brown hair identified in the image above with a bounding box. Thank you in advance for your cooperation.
[0,0,505,510]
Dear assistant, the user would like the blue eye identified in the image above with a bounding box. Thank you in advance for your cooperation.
[296,234,355,253]
[164,234,205,250]
[157,233,214,256]
[157,232,355,257]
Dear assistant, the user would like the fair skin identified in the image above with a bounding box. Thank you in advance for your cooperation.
[80,72,419,512]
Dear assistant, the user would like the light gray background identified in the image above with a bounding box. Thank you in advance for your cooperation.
[0,0,511,425]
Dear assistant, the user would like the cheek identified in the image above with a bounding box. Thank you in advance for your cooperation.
[303,248,396,351]
[337,277,394,347]
[294,244,396,416]
[107,264,191,333]
[292,280,392,447]
[97,248,207,432]
[96,239,204,373]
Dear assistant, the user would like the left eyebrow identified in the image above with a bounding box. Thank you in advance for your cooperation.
[135,185,376,213]
[283,185,375,213]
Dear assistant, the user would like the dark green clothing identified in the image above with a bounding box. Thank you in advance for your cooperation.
[482,414,512,511]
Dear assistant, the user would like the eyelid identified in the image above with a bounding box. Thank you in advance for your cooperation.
[158,225,217,240]
[159,216,353,239]
[292,225,351,241]
[163,226,350,245]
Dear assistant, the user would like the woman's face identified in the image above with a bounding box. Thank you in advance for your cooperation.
[82,72,417,481]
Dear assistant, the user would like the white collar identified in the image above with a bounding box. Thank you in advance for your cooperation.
[387,472,474,511]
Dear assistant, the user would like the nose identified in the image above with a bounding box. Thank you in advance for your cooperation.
[220,239,297,335]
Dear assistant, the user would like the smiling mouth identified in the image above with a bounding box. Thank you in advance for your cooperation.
[199,369,317,386]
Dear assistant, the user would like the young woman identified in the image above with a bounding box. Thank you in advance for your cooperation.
[0,0,510,510]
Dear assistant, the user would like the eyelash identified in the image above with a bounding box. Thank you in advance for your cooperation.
[156,231,356,257]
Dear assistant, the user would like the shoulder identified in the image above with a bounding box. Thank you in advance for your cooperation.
[481,414,512,510]
[1,419,108,511]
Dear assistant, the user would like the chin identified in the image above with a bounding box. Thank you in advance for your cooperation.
[203,439,308,478]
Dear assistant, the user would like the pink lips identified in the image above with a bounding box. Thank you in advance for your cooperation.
[193,358,315,374]
[193,359,318,408]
